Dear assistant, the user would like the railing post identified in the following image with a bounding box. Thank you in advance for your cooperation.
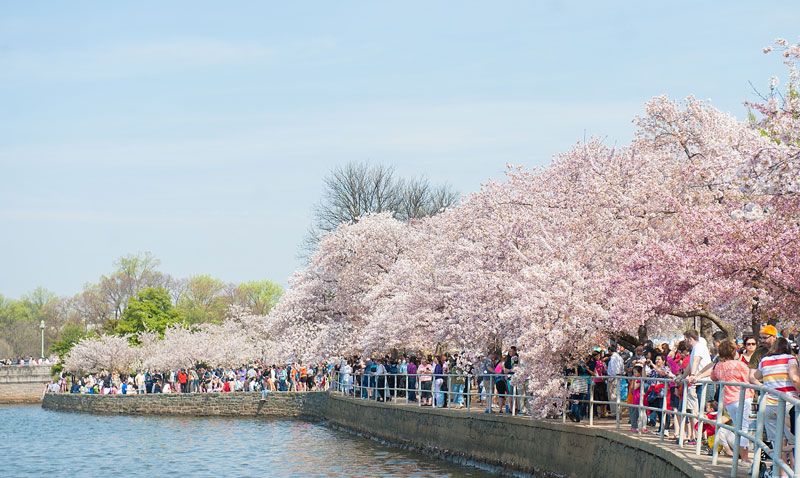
[487,375,494,414]
[660,380,669,441]
[678,381,687,448]
[405,372,409,405]
[749,391,766,478]
[696,384,707,456]
[512,385,517,416]
[638,375,645,432]
[711,385,726,465]
[445,372,449,408]
[729,386,746,472]
[774,397,786,478]
[615,377,621,430]
[464,375,472,411]
[794,404,799,478]
[589,380,595,426]
[418,375,422,408]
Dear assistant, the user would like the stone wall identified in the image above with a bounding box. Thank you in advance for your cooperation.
[41,391,706,478]
[320,395,705,478]
[41,391,326,420]
[0,365,52,403]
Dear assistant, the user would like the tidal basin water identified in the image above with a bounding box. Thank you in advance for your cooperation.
[1,405,496,478]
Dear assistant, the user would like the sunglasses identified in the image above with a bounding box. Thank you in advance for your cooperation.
[745,342,757,346]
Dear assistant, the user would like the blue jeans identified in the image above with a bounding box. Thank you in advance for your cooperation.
[452,384,465,404]
[570,393,587,420]
[408,377,417,402]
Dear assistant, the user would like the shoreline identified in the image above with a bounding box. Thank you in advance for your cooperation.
[40,391,713,478]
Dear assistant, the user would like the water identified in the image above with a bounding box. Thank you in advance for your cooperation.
[0,405,496,478]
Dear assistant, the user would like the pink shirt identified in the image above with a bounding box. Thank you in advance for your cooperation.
[710,360,754,405]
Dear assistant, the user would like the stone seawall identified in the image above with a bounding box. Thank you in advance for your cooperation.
[0,365,52,403]
[320,395,705,478]
[41,391,326,420]
[41,392,706,478]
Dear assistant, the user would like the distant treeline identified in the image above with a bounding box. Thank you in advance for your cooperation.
[0,252,282,359]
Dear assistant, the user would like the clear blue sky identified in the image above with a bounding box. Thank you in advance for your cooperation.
[1,2,798,298]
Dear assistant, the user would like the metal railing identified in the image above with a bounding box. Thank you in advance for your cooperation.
[329,370,800,478]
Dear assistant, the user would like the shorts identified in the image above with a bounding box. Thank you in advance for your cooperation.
[496,379,508,395]
[685,385,699,412]
[765,402,795,446]
[725,399,752,449]
[421,381,432,399]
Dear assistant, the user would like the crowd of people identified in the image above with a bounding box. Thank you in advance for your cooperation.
[331,347,521,413]
[47,361,335,398]
[2,356,54,365]
[565,325,800,474]
[40,325,800,475]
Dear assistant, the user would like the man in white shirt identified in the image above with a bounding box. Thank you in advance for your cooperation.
[606,343,625,415]
[679,329,712,443]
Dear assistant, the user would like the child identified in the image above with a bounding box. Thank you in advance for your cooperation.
[699,400,719,445]
[629,366,646,433]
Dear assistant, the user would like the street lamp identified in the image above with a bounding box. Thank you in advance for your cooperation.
[39,320,45,359]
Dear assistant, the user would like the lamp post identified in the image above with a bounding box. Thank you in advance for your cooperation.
[39,320,45,359]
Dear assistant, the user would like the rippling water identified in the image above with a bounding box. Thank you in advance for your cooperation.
[0,405,495,478]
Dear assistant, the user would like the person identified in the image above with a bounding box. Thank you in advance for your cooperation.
[481,351,498,411]
[418,358,433,406]
[451,355,466,408]
[709,339,753,465]
[135,371,145,394]
[629,366,645,433]
[751,337,800,475]
[749,325,778,373]
[606,343,624,415]
[189,368,199,393]
[587,349,609,418]
[406,357,418,402]
[494,354,510,413]
[567,361,590,422]
[680,329,712,445]
[646,354,674,433]
[177,369,187,393]
[398,356,408,398]
[433,356,444,407]
[626,346,645,373]
[740,337,757,365]
[375,358,387,401]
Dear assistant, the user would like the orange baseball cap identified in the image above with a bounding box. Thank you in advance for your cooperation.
[759,325,778,336]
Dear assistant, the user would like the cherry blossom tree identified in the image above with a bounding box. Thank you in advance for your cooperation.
[64,334,138,374]
[267,213,413,362]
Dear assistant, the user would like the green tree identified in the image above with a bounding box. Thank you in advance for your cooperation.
[229,280,283,315]
[177,275,227,324]
[0,288,60,357]
[48,322,91,358]
[113,287,183,340]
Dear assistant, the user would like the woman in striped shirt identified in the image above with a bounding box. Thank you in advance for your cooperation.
[752,337,800,474]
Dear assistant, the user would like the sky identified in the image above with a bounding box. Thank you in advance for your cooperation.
[1,2,798,299]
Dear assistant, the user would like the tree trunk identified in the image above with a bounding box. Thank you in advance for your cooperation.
[699,317,714,343]
[637,325,649,345]
[750,297,760,339]
[615,333,639,352]
[670,308,734,339]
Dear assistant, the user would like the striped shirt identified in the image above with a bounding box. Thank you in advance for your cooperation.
[758,354,800,405]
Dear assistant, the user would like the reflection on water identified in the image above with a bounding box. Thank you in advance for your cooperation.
[0,405,495,478]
